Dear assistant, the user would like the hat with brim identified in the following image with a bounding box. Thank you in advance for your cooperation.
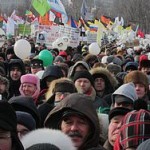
[114,95,133,104]
[109,107,131,122]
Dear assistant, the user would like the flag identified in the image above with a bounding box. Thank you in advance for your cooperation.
[48,0,68,24]
[67,16,77,28]
[32,0,51,17]
[39,13,52,25]
[100,15,113,26]
[80,0,88,19]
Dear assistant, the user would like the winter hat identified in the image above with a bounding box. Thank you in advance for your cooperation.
[139,59,150,69]
[21,128,76,150]
[72,53,83,62]
[54,80,76,93]
[109,107,131,122]
[107,55,122,66]
[9,96,40,127]
[112,82,138,104]
[30,59,44,69]
[53,56,64,64]
[139,54,148,62]
[124,62,138,72]
[19,74,40,99]
[124,70,149,91]
[16,111,36,131]
[58,51,67,58]
[119,109,150,149]
[137,139,150,150]
[73,71,94,85]
[106,64,121,75]
[0,100,24,150]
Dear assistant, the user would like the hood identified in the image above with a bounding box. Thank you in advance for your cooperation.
[68,61,89,78]
[8,59,25,75]
[9,96,40,127]
[112,82,138,104]
[90,67,118,89]
[42,65,64,81]
[44,93,100,150]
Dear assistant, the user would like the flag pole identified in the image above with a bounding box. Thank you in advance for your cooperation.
[23,0,32,36]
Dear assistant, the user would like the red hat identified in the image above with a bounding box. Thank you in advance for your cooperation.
[59,51,67,57]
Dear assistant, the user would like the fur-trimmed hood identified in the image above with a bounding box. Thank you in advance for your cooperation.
[90,67,118,90]
[21,128,76,150]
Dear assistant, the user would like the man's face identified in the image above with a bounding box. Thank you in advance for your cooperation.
[114,102,133,110]
[108,115,124,146]
[60,115,90,148]
[75,78,91,94]
[31,66,43,74]
[141,67,150,75]
[0,82,6,94]
[135,83,146,98]
[17,124,30,139]
[54,92,70,106]
[0,129,12,150]
[22,83,37,97]
[94,77,105,92]
[10,67,22,81]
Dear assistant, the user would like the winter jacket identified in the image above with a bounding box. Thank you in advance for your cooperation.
[44,93,105,150]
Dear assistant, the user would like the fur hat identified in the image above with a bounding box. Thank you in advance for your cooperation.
[19,74,40,100]
[119,109,150,149]
[21,128,76,150]
[124,70,149,91]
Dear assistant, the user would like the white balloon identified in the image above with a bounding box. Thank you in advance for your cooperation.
[14,39,31,59]
[35,70,44,79]
[55,37,67,51]
[89,42,100,55]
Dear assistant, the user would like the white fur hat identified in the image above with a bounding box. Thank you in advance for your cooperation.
[21,128,76,150]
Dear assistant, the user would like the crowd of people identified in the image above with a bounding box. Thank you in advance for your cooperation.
[0,36,150,150]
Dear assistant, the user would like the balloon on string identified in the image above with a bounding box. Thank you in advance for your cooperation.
[38,49,53,67]
[14,39,31,59]
[55,37,67,51]
[89,42,100,55]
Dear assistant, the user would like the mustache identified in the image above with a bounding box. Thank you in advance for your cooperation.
[68,131,82,138]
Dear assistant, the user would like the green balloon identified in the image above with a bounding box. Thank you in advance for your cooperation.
[39,49,53,67]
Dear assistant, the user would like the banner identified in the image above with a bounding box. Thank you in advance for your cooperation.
[18,24,31,35]
[36,25,80,48]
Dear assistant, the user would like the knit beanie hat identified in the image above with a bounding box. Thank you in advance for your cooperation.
[54,81,76,93]
[26,143,60,150]
[106,64,121,75]
[73,71,94,85]
[16,111,36,131]
[124,62,138,72]
[19,74,40,100]
[137,139,150,150]
[21,128,76,150]
[124,70,149,91]
[119,109,150,149]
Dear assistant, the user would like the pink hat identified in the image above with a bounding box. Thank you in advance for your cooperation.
[19,74,40,101]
